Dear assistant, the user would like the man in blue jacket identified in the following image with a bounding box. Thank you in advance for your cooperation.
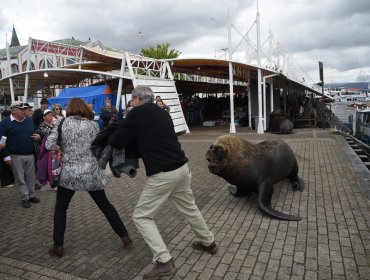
[0,101,41,208]
[109,86,217,279]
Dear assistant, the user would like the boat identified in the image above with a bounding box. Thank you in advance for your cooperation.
[347,103,370,110]
[325,88,370,103]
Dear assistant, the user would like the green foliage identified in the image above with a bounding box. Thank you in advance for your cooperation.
[140,43,181,59]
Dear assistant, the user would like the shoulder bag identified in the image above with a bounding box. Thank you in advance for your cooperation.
[51,118,65,187]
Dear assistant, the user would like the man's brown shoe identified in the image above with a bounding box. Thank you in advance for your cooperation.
[191,241,218,254]
[48,246,64,258]
[122,236,133,248]
[143,258,177,279]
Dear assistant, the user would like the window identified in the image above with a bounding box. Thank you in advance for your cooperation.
[11,64,19,73]
[39,58,53,69]
[22,61,36,72]
[66,58,76,65]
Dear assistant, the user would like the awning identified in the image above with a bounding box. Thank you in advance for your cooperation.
[0,68,132,96]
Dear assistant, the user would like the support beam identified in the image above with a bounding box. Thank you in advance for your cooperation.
[270,80,274,113]
[5,40,15,102]
[124,51,137,88]
[257,69,264,134]
[256,10,264,134]
[228,6,236,134]
[262,74,280,130]
[23,37,32,101]
[248,76,252,129]
[115,52,126,111]
[78,48,84,70]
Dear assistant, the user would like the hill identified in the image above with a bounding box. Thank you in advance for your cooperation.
[326,82,370,90]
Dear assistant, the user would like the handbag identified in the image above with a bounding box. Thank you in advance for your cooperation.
[50,118,65,187]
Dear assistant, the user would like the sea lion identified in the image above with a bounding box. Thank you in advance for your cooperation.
[268,110,293,134]
[279,119,293,134]
[206,135,304,221]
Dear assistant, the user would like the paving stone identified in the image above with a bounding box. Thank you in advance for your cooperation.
[197,267,214,280]
[304,270,317,280]
[266,258,280,273]
[0,129,370,280]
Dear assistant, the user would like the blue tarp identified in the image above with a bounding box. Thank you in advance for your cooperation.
[48,85,116,114]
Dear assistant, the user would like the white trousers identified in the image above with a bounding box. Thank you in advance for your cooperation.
[133,163,214,263]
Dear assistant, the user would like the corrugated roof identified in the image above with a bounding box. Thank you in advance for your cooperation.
[0,37,87,57]
[52,38,88,46]
[0,46,27,57]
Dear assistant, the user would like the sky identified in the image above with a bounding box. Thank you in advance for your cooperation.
[0,0,370,84]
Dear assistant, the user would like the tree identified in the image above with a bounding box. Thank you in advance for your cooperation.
[140,43,181,59]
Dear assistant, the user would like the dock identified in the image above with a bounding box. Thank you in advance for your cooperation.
[1,128,370,279]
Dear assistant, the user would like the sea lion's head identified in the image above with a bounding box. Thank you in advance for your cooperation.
[206,135,240,175]
[206,144,227,175]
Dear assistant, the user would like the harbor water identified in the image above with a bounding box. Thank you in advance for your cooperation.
[328,103,357,124]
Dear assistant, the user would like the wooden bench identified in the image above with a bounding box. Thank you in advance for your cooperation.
[293,116,317,128]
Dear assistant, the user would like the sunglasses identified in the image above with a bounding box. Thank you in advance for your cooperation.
[12,103,25,108]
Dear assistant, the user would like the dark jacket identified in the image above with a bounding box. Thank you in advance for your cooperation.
[100,107,119,128]
[91,124,138,178]
[108,103,188,176]
[32,108,44,128]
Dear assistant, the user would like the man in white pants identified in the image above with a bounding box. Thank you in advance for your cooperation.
[109,86,217,279]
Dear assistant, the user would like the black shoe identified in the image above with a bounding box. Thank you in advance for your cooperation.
[192,241,218,254]
[35,183,41,190]
[143,258,177,279]
[29,197,40,203]
[22,200,31,208]
[49,246,64,258]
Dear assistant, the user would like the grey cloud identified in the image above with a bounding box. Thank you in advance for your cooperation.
[1,0,369,82]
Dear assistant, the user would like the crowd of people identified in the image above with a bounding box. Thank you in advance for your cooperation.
[180,94,249,126]
[0,88,213,279]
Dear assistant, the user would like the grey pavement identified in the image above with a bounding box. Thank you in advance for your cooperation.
[1,127,370,280]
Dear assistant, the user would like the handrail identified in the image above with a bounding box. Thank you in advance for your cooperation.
[340,131,370,157]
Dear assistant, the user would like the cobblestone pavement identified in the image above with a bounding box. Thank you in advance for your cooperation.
[1,127,370,280]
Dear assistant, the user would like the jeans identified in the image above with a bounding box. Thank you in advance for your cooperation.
[53,186,128,247]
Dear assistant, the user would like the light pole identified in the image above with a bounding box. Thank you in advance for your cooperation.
[221,48,228,59]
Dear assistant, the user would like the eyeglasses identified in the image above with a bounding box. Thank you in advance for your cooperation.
[55,108,61,111]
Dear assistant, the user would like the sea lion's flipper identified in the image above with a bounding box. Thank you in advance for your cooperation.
[287,162,304,192]
[291,177,304,192]
[258,182,302,221]
[228,185,251,197]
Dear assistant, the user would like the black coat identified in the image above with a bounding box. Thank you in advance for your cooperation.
[91,123,138,178]
[32,108,44,128]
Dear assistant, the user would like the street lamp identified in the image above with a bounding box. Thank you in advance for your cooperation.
[221,48,228,59]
